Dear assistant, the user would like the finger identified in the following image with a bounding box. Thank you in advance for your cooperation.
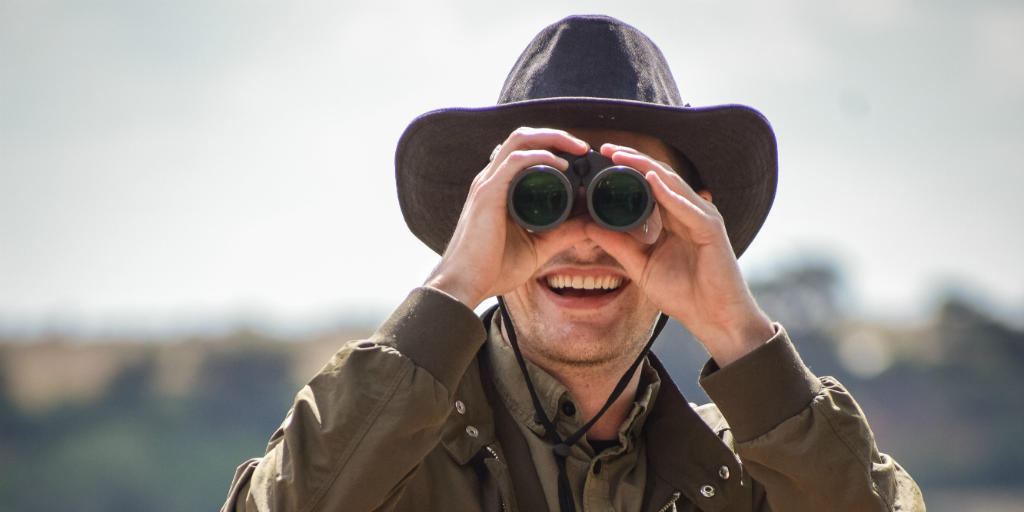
[583,223,652,283]
[478,132,582,186]
[487,150,569,188]
[599,143,674,172]
[612,150,707,207]
[599,143,647,160]
[489,127,589,173]
[646,170,721,243]
[596,147,716,242]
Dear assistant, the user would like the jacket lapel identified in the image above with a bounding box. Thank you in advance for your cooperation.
[642,353,744,512]
[476,306,550,512]
[480,348,550,512]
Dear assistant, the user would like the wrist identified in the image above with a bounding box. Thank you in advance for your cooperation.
[424,270,483,310]
[704,310,775,368]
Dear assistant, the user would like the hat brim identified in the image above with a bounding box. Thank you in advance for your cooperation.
[396,97,777,258]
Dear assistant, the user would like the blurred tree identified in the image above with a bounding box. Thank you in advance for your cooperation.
[1,269,1022,510]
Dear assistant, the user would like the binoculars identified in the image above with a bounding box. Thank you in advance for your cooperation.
[507,150,654,232]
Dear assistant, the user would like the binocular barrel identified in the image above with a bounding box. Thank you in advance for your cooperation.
[507,150,654,232]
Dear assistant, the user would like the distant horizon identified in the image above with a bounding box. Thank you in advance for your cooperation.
[3,256,1021,341]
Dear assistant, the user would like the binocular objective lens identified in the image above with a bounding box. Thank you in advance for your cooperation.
[591,172,650,228]
[511,171,569,228]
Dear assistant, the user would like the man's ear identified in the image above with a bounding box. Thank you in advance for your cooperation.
[697,189,713,203]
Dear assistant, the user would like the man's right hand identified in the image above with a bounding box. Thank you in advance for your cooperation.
[424,127,589,309]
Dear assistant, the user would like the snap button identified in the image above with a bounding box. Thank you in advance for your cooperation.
[466,426,479,437]
[593,460,602,475]
[700,485,715,498]
[561,401,576,416]
[719,465,730,480]
[454,400,466,415]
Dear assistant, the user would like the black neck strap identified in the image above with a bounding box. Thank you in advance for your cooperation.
[495,296,669,512]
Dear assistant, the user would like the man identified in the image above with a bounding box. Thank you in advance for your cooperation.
[223,15,924,512]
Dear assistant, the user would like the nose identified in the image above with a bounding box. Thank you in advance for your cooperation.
[568,186,589,219]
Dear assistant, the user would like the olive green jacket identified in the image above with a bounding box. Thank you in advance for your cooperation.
[222,287,924,512]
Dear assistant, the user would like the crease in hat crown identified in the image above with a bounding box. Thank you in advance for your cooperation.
[497,15,684,106]
[395,14,778,259]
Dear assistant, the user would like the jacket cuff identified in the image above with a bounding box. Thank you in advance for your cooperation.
[370,287,488,392]
[699,324,822,443]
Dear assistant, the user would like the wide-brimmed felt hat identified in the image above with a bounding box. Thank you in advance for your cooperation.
[396,15,777,258]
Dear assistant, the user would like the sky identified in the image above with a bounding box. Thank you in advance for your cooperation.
[1,0,1023,336]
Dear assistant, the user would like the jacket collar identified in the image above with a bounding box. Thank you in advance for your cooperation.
[484,308,661,452]
[443,307,746,512]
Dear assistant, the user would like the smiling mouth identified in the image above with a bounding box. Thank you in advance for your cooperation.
[544,274,624,298]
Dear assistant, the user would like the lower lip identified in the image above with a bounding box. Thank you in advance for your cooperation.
[539,279,627,309]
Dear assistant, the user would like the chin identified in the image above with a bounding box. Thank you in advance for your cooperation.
[510,299,659,371]
[502,266,659,369]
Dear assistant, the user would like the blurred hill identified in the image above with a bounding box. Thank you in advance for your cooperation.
[2,263,1023,512]
[0,328,372,512]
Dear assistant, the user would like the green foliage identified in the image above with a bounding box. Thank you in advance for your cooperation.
[0,343,296,512]
[1,279,1022,510]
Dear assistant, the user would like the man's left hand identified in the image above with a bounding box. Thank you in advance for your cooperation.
[586,144,775,367]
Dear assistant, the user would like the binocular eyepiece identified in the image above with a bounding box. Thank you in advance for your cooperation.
[507,150,654,232]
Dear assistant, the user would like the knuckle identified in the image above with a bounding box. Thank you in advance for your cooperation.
[704,211,725,228]
[504,149,546,165]
[505,150,529,162]
[508,126,536,140]
[666,170,685,183]
[474,180,493,195]
[470,172,485,189]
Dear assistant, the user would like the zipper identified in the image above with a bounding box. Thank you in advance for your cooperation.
[486,445,501,461]
[484,446,506,512]
[657,491,681,512]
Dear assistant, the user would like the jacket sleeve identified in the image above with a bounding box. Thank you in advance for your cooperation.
[221,287,487,512]
[699,325,925,512]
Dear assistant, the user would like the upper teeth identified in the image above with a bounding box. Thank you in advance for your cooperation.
[546,275,623,290]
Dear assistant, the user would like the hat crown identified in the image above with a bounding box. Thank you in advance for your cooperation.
[498,15,683,107]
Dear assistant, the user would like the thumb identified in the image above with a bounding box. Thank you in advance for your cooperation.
[584,224,651,285]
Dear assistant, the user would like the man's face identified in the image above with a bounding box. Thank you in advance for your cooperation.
[502,129,675,375]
